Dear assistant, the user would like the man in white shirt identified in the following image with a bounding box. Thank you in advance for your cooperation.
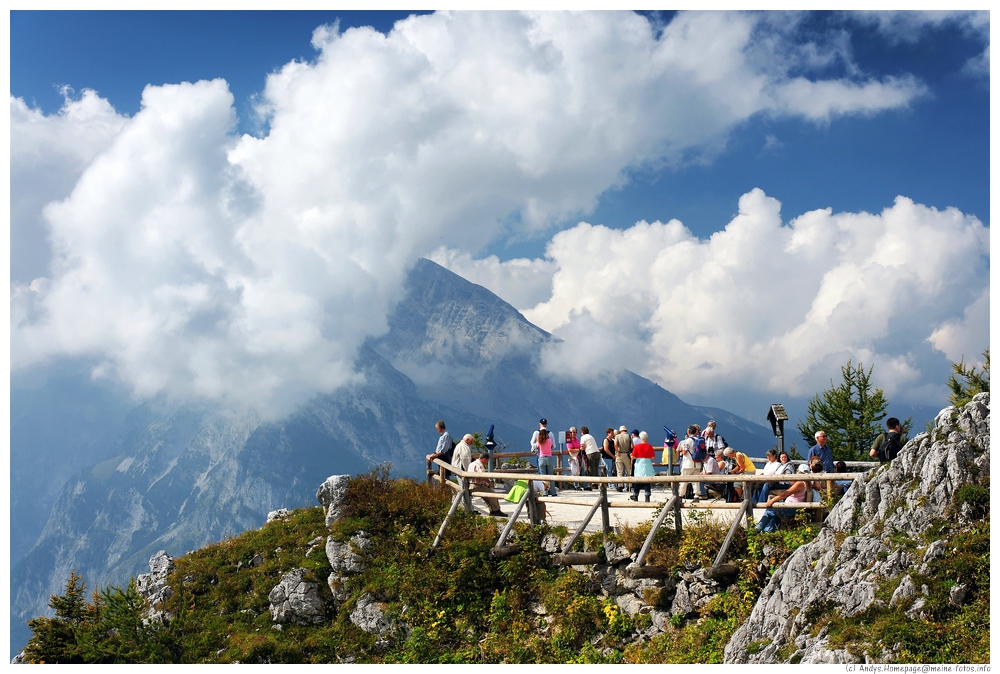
[677,425,702,502]
[579,425,600,491]
[452,433,474,472]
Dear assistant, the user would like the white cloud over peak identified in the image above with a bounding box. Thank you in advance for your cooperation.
[448,190,988,401]
[427,248,558,312]
[10,90,128,282]
[9,11,951,415]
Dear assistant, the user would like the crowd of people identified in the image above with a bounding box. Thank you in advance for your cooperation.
[428,414,902,520]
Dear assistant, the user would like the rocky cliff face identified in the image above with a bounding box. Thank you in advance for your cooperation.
[725,393,990,663]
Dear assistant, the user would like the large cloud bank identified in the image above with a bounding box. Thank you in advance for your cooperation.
[449,189,988,402]
[10,11,962,416]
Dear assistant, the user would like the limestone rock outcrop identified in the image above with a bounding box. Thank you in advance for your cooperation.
[135,550,176,623]
[317,475,352,527]
[349,593,402,638]
[725,393,990,664]
[326,532,370,576]
[268,568,329,626]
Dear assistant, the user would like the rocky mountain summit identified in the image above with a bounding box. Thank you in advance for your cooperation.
[726,392,990,663]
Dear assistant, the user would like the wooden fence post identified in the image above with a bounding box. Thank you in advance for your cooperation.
[460,476,473,513]
[599,482,610,536]
[672,479,682,535]
[635,495,678,567]
[527,479,539,525]
[430,490,465,552]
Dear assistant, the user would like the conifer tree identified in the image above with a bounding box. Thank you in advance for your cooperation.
[23,570,88,663]
[946,349,989,408]
[797,360,889,462]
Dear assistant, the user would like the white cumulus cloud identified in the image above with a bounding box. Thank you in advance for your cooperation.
[10,11,947,416]
[10,89,128,282]
[506,190,989,402]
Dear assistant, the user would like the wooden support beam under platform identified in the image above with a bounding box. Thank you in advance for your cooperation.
[489,545,521,561]
[625,563,672,579]
[551,551,602,566]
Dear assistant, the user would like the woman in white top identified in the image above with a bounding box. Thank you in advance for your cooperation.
[761,449,781,476]
[758,449,788,503]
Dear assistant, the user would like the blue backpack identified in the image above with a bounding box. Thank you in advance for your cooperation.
[691,436,707,462]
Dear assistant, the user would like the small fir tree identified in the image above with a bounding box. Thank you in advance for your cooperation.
[946,349,989,408]
[797,361,890,462]
[23,570,88,663]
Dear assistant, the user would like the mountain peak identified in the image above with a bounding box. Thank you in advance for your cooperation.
[373,259,549,375]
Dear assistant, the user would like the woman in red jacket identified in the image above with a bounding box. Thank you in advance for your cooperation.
[630,431,657,502]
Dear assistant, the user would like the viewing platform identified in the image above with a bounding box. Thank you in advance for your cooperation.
[425,451,877,574]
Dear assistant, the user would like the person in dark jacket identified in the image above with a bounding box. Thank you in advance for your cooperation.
[870,417,906,463]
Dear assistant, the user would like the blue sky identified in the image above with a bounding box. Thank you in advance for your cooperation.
[10,10,990,422]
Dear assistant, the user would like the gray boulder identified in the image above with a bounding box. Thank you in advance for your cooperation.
[541,533,562,554]
[350,592,402,638]
[268,568,328,625]
[725,393,989,664]
[326,531,370,576]
[670,568,723,617]
[317,475,352,527]
[615,593,645,617]
[603,539,633,566]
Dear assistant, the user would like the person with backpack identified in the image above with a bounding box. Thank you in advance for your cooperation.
[870,417,907,463]
[677,425,706,502]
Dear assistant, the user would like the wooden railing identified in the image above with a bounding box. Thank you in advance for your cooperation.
[425,455,872,576]
[426,449,875,483]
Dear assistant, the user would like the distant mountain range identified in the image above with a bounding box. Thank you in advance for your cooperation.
[10,258,775,656]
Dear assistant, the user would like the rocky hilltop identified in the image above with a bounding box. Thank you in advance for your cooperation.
[726,392,990,663]
[14,395,988,664]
